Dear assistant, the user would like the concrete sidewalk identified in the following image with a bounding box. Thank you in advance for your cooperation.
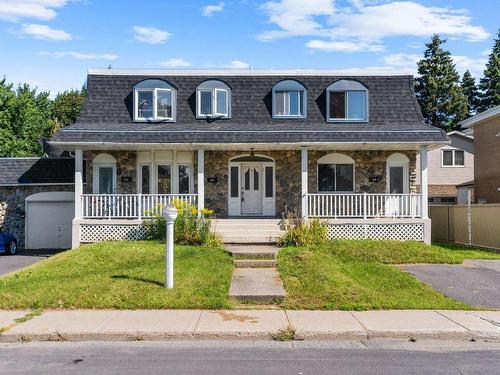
[1,309,500,342]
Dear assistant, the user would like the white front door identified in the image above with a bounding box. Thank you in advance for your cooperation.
[241,163,263,215]
[386,164,409,217]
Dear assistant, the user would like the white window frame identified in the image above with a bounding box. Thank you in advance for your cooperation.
[317,163,355,193]
[134,88,175,122]
[93,164,116,194]
[155,163,173,194]
[177,163,193,194]
[273,90,304,117]
[441,149,465,168]
[327,90,368,122]
[196,88,229,118]
[137,163,153,194]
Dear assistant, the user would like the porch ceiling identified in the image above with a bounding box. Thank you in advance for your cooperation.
[49,141,446,153]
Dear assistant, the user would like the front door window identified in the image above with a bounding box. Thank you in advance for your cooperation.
[98,167,114,194]
[157,164,172,194]
[389,166,404,194]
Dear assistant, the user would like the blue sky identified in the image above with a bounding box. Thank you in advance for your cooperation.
[0,0,498,95]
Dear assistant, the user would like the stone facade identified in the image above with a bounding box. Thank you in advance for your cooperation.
[84,151,137,194]
[0,185,74,248]
[82,149,417,218]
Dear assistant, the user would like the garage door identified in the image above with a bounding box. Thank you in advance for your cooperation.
[25,192,74,249]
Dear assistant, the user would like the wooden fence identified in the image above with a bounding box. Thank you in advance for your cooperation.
[429,204,500,250]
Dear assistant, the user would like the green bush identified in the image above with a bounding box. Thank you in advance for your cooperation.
[144,200,220,246]
[277,218,328,247]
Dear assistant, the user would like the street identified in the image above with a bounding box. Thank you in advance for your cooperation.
[1,340,500,374]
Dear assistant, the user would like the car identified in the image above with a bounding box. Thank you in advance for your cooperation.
[0,232,17,255]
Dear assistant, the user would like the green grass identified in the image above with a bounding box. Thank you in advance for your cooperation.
[0,241,233,310]
[278,240,500,310]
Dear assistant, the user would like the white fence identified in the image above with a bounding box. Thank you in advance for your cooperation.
[307,193,422,219]
[81,194,198,219]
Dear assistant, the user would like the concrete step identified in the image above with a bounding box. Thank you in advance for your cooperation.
[229,268,286,303]
[233,259,277,268]
[225,244,280,259]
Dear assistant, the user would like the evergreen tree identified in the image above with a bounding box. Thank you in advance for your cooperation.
[479,29,500,111]
[414,34,467,131]
[461,70,480,117]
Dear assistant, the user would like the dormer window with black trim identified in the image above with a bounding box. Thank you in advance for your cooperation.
[327,80,368,122]
[196,80,231,118]
[133,79,176,122]
[272,80,307,118]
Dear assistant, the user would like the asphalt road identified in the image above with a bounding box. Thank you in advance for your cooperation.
[1,341,500,375]
[0,249,62,276]
[400,259,500,308]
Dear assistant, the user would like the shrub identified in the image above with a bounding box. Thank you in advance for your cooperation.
[144,200,220,246]
[277,218,328,247]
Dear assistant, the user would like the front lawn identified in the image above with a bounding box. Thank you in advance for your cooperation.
[0,241,233,309]
[278,240,500,310]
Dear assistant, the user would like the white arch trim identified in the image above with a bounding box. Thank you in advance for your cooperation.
[387,153,409,164]
[93,153,116,164]
[317,153,355,164]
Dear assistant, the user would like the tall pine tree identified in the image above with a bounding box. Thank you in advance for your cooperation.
[461,70,480,117]
[479,29,500,111]
[415,34,467,131]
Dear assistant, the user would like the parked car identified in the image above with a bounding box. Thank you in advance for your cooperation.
[0,232,17,255]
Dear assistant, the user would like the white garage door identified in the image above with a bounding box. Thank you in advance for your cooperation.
[25,192,74,249]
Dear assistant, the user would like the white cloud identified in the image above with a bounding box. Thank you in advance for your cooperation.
[38,51,118,60]
[382,53,420,68]
[306,39,383,52]
[159,58,192,68]
[0,0,68,22]
[202,2,224,17]
[259,0,490,52]
[20,23,72,40]
[223,60,251,69]
[133,26,171,44]
[452,55,487,77]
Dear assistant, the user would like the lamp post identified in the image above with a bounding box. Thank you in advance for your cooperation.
[162,204,178,289]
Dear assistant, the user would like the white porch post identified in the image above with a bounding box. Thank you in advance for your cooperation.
[197,149,205,217]
[301,147,308,220]
[420,145,429,219]
[72,148,83,249]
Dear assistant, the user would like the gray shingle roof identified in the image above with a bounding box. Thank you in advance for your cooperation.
[0,158,74,185]
[50,72,448,145]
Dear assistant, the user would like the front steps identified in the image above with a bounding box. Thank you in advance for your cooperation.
[213,219,284,244]
[227,244,285,303]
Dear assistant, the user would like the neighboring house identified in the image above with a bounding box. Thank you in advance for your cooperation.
[415,131,474,204]
[460,105,500,203]
[38,69,449,248]
[0,158,75,248]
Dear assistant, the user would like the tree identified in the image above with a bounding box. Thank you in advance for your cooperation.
[479,29,500,111]
[461,70,480,117]
[51,87,86,134]
[414,34,467,131]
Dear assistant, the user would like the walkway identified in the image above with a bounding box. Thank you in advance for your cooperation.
[1,309,500,342]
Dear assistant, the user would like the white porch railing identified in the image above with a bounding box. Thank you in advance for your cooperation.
[81,194,198,219]
[307,193,422,219]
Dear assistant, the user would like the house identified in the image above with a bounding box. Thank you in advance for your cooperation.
[0,157,75,248]
[415,131,474,204]
[460,105,500,203]
[43,69,450,247]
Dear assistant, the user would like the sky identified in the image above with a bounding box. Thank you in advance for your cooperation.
[0,0,498,96]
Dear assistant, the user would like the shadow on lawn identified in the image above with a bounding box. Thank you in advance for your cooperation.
[111,275,164,287]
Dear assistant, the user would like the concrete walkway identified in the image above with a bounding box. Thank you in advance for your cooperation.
[1,309,500,342]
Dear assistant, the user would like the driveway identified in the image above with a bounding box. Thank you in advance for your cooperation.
[400,259,500,309]
[0,249,63,276]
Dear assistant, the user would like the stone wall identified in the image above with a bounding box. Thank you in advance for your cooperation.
[84,151,137,194]
[0,185,74,248]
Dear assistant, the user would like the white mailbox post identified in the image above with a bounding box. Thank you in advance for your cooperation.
[162,204,178,289]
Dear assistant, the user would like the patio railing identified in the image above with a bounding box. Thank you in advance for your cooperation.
[306,193,422,219]
[81,194,198,219]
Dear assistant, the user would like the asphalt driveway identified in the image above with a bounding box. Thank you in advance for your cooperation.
[400,259,500,309]
[0,249,63,276]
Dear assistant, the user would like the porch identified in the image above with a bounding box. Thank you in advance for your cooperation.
[71,146,430,246]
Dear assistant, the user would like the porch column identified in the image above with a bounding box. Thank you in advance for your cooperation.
[72,148,83,249]
[420,145,429,219]
[301,147,308,220]
[197,149,205,217]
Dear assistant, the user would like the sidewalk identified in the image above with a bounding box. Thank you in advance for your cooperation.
[1,309,500,342]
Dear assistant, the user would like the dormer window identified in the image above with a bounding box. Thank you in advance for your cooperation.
[327,80,368,122]
[272,80,307,118]
[133,79,176,122]
[196,80,231,118]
